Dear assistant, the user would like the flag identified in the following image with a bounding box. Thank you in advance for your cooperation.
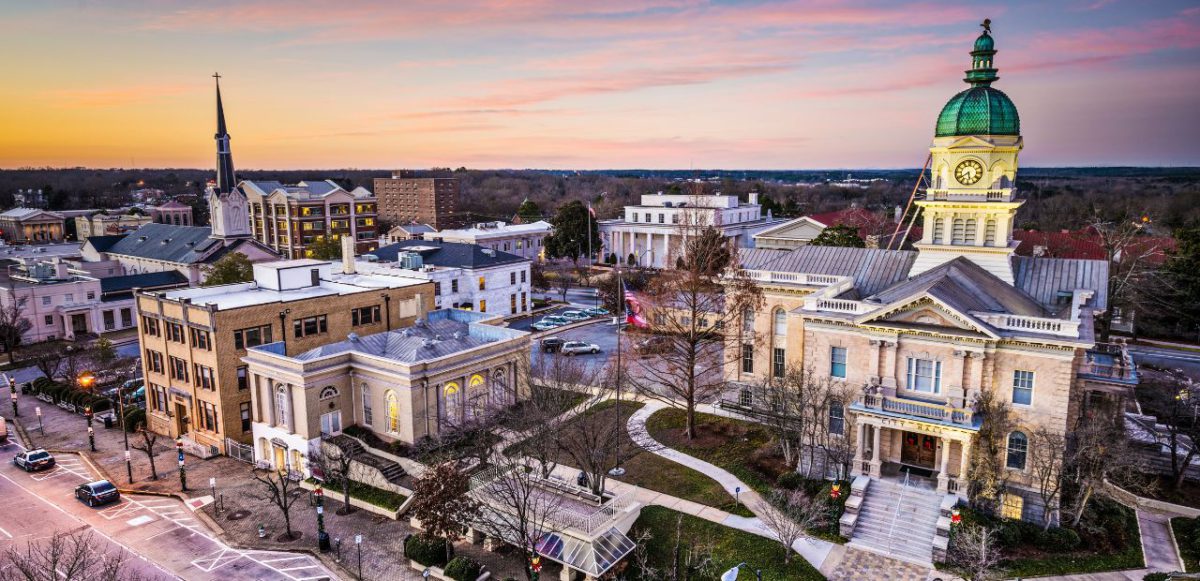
[623,281,648,328]
[588,203,596,218]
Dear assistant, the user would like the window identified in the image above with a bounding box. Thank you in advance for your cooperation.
[166,322,185,343]
[1006,431,1028,470]
[965,219,977,243]
[451,279,459,293]
[199,401,219,433]
[478,276,486,291]
[672,214,679,224]
[149,383,167,413]
[120,308,132,327]
[906,357,942,393]
[742,308,755,333]
[103,310,115,331]
[1012,370,1034,406]
[190,328,211,350]
[773,348,786,378]
[933,217,945,244]
[41,296,50,306]
[521,270,527,283]
[479,299,487,313]
[234,325,273,350]
[658,214,664,224]
[773,309,787,336]
[351,306,381,326]
[319,386,339,400]
[434,282,441,296]
[145,350,164,374]
[86,291,95,300]
[320,411,342,435]
[632,212,639,222]
[169,356,189,382]
[510,272,516,285]
[521,292,527,311]
[275,385,290,430]
[142,316,160,336]
[237,366,248,390]
[194,364,215,390]
[830,347,848,379]
[240,402,252,433]
[741,344,754,373]
[952,218,965,245]
[829,402,845,435]
[510,293,517,314]
[738,388,753,407]
[1000,493,1024,520]
[385,390,399,434]
[985,219,997,246]
[362,384,373,426]
[43,315,53,327]
[293,315,328,338]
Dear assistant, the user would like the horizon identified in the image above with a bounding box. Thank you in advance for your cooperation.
[2,1,1198,170]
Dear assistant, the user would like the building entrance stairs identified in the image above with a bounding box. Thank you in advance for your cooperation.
[848,477,941,565]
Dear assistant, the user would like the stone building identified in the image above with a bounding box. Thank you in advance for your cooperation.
[431,220,552,262]
[0,208,65,243]
[241,180,379,258]
[151,200,194,226]
[242,308,529,475]
[74,211,153,240]
[717,24,1137,563]
[135,254,432,456]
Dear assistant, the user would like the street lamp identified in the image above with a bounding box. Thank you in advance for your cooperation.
[721,562,762,581]
[114,366,136,484]
[176,437,188,491]
[315,485,330,552]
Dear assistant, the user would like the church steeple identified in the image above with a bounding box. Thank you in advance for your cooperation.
[214,73,236,194]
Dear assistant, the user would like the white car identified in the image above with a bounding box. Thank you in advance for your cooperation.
[560,341,600,355]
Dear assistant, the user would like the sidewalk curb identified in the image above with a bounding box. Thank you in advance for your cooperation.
[9,412,38,450]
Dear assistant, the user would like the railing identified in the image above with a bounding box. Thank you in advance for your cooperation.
[974,312,1080,338]
[1080,343,1138,382]
[924,189,1013,202]
[861,393,975,426]
[557,493,628,536]
[739,270,845,287]
[470,466,626,536]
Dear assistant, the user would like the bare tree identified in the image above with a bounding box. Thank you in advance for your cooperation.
[309,437,364,515]
[1142,374,1200,491]
[131,425,162,481]
[1087,212,1165,342]
[0,296,31,364]
[507,355,590,479]
[627,216,763,440]
[253,469,304,541]
[947,524,1004,581]
[966,390,1015,514]
[808,381,858,481]
[1028,426,1066,531]
[625,529,659,580]
[746,369,807,469]
[0,529,146,581]
[758,489,830,564]
[666,513,714,581]
[22,341,64,382]
[554,380,623,497]
[550,261,573,302]
[467,453,565,581]
[1065,403,1150,526]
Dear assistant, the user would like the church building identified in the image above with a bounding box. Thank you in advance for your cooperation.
[723,22,1137,564]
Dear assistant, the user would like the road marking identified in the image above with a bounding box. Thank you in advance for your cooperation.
[126,515,154,526]
[0,526,11,539]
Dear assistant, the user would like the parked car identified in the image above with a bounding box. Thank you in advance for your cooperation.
[13,449,55,472]
[75,480,120,507]
[541,315,571,325]
[634,335,671,355]
[561,341,601,355]
[541,337,566,353]
[584,307,610,317]
[560,310,591,321]
[532,320,564,332]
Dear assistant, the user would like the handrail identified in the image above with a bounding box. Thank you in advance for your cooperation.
[886,471,909,555]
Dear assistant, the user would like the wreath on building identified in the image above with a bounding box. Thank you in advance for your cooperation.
[923,436,935,451]
[906,433,918,447]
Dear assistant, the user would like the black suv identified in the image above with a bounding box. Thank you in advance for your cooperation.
[13,449,55,472]
[541,337,566,353]
[75,480,120,507]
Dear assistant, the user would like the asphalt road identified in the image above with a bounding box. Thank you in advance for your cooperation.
[0,428,338,580]
[1129,344,1200,379]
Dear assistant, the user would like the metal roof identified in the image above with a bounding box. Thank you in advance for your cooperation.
[291,309,525,363]
[104,223,219,264]
[868,256,1045,316]
[741,246,917,297]
[1013,256,1109,312]
[375,240,527,269]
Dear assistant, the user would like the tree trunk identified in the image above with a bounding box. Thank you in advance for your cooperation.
[147,452,157,480]
[282,509,293,538]
[343,481,353,514]
[1071,485,1092,527]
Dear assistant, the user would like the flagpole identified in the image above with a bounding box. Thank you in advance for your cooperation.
[609,265,625,477]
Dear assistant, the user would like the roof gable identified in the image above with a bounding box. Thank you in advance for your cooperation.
[753,217,826,240]
[868,256,1045,317]
[857,294,998,338]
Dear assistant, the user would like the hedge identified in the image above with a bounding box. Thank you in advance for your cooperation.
[405,534,453,568]
[444,556,482,581]
[123,408,145,432]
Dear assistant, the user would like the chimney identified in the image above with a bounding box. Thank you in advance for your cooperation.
[748,192,759,205]
[54,262,70,279]
[341,236,355,274]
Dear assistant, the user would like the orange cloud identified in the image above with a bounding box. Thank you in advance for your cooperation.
[43,84,194,108]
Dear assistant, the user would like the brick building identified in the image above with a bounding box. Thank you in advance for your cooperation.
[373,172,459,230]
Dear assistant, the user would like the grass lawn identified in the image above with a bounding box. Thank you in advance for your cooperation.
[624,506,825,581]
[308,479,408,512]
[1144,476,1200,510]
[497,385,589,431]
[511,399,754,517]
[1172,517,1200,572]
[645,407,788,497]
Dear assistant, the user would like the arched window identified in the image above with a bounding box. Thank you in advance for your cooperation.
[772,309,787,336]
[319,386,339,401]
[933,218,945,244]
[491,368,509,407]
[951,218,966,245]
[964,219,977,244]
[741,308,755,333]
[385,390,399,434]
[467,375,487,417]
[1006,431,1028,470]
[443,382,461,421]
[275,384,290,430]
[361,383,372,426]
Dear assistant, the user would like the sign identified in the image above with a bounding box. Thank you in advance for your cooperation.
[177,451,185,463]
[355,534,362,544]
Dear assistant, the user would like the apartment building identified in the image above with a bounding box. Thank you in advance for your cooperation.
[370,240,533,315]
[432,220,552,261]
[373,172,459,230]
[135,252,432,456]
[241,180,379,259]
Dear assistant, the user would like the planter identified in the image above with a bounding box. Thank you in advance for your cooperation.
[408,561,491,581]
[299,480,402,520]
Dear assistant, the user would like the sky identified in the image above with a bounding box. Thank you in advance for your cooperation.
[0,0,1198,170]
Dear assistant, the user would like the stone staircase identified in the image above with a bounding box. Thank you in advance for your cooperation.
[848,477,942,565]
[329,435,407,486]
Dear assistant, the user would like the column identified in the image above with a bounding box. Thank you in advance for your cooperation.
[958,439,971,490]
[285,383,296,434]
[868,339,882,384]
[869,424,882,477]
[852,422,865,476]
[937,437,951,493]
[662,232,671,263]
[645,232,652,267]
[949,350,966,404]
[880,341,898,391]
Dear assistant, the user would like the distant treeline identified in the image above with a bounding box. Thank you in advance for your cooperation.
[2,166,1198,233]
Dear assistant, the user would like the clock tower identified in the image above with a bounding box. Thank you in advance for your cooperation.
[909,20,1023,284]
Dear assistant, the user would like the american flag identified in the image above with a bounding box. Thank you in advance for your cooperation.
[623,281,648,328]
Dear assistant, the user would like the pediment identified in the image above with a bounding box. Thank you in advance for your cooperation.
[755,217,826,240]
[857,295,997,338]
[944,135,997,150]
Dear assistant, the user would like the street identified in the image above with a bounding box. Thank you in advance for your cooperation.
[1128,344,1200,379]
[0,413,338,580]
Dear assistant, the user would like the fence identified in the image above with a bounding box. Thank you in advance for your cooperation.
[225,438,254,464]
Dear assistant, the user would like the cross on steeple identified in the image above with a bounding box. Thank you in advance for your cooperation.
[213,72,221,81]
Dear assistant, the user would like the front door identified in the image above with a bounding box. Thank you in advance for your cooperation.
[71,314,88,335]
[174,403,190,436]
[900,431,937,469]
[274,446,286,473]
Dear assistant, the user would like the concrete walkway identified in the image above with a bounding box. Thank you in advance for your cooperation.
[624,400,837,570]
[1137,510,1186,573]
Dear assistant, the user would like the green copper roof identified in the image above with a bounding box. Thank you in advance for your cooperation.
[935,20,1020,137]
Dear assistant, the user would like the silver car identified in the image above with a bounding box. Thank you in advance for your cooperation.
[560,341,600,355]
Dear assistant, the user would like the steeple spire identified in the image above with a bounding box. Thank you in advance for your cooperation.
[965,19,999,87]
[213,73,236,194]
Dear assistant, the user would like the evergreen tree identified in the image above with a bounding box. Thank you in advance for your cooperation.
[202,252,254,286]
[545,201,601,263]
[1160,226,1200,337]
[308,235,343,260]
[515,199,542,223]
[810,224,866,248]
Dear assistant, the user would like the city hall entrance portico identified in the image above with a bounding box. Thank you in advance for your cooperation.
[852,416,975,495]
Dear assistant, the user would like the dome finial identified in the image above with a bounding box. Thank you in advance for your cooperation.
[981,18,991,34]
[966,19,998,87]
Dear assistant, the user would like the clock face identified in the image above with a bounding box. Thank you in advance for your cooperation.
[955,160,984,186]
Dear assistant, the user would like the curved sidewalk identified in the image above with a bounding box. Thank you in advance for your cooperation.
[625,400,835,570]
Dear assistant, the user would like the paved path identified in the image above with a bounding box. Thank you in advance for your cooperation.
[624,400,837,570]
[1137,510,1185,573]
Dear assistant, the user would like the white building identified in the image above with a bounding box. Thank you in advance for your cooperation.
[430,220,552,262]
[598,192,787,268]
[369,240,533,316]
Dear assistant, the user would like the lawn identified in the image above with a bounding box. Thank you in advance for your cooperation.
[510,399,754,517]
[307,478,408,512]
[1144,476,1200,510]
[1172,517,1200,572]
[622,506,825,581]
[497,385,589,431]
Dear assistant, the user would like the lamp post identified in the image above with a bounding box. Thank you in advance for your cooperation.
[176,437,187,491]
[9,388,16,418]
[315,485,330,552]
[355,534,363,580]
[721,562,762,581]
[380,293,392,332]
[278,308,291,351]
[87,426,95,451]
[115,368,134,484]
[35,406,43,436]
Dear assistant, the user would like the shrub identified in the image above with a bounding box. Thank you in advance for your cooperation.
[32,377,54,390]
[776,472,804,490]
[444,556,482,581]
[1042,526,1082,552]
[123,409,145,433]
[1143,573,1170,581]
[405,534,453,567]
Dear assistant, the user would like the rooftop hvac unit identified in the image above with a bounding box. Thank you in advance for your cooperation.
[397,251,423,270]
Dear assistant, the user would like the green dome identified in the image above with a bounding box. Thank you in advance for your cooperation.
[935,86,1020,137]
[934,20,1019,137]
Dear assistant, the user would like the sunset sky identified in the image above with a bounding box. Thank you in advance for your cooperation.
[1,1,1198,170]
